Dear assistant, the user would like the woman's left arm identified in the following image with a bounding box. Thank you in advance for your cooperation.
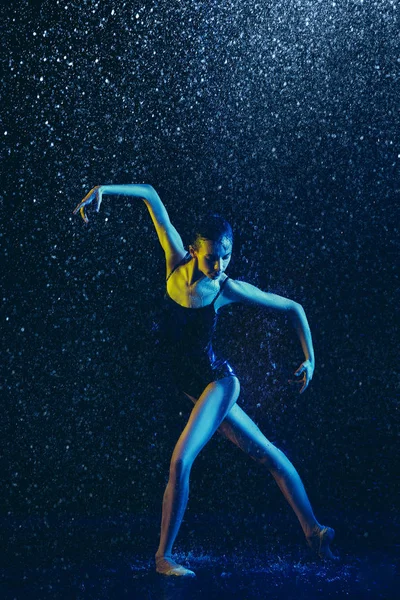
[286,303,315,393]
[223,279,315,393]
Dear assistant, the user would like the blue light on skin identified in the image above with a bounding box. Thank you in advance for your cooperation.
[73,184,334,575]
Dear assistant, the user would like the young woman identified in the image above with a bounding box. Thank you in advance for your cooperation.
[74,184,336,577]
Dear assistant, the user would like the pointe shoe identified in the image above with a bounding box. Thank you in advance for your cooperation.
[306,526,339,560]
[155,556,196,577]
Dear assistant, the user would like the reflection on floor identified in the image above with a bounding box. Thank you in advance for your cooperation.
[1,512,398,599]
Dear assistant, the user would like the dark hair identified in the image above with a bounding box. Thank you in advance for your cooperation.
[191,213,233,251]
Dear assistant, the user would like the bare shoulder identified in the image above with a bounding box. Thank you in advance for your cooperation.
[216,278,296,313]
[215,277,245,311]
[218,278,252,304]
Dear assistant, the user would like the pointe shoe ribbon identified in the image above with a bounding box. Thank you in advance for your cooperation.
[306,526,339,560]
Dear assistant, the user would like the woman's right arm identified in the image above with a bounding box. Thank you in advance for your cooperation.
[73,184,186,261]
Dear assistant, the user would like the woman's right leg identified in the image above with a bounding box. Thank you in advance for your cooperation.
[155,376,240,576]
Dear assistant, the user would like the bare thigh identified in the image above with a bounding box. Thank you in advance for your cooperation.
[185,393,284,469]
[172,377,240,469]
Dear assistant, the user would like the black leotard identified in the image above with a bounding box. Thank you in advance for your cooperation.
[162,253,236,397]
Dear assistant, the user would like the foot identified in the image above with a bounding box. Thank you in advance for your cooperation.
[155,555,196,577]
[306,525,338,560]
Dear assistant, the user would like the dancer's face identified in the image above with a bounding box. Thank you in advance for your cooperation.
[190,238,232,280]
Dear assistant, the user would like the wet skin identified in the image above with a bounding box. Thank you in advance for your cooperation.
[73,184,335,576]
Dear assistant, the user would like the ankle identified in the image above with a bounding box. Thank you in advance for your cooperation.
[305,523,321,539]
[155,553,171,562]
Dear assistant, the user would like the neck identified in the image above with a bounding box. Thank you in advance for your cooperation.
[187,256,205,286]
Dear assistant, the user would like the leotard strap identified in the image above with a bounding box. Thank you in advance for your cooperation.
[211,276,230,307]
[166,253,191,282]
[166,254,229,310]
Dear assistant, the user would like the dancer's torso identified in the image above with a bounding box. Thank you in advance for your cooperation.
[163,252,229,358]
[157,252,235,396]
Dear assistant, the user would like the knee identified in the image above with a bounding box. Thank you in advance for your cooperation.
[254,451,274,468]
[227,376,240,397]
[213,376,240,402]
[255,445,288,472]
[169,455,191,482]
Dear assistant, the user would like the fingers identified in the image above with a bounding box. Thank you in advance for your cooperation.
[299,376,309,394]
[82,187,97,203]
[80,206,88,223]
[73,188,98,222]
[73,203,87,219]
[72,201,83,215]
[292,367,311,394]
[72,202,88,222]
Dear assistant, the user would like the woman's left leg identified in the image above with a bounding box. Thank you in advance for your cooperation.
[185,394,336,558]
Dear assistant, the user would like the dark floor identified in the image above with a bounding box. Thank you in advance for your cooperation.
[1,512,398,599]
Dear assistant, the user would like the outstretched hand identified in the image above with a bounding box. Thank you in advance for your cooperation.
[73,186,103,223]
[289,360,314,394]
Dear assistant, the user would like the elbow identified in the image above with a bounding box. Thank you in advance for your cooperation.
[288,301,303,316]
[140,184,154,195]
[141,184,159,203]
